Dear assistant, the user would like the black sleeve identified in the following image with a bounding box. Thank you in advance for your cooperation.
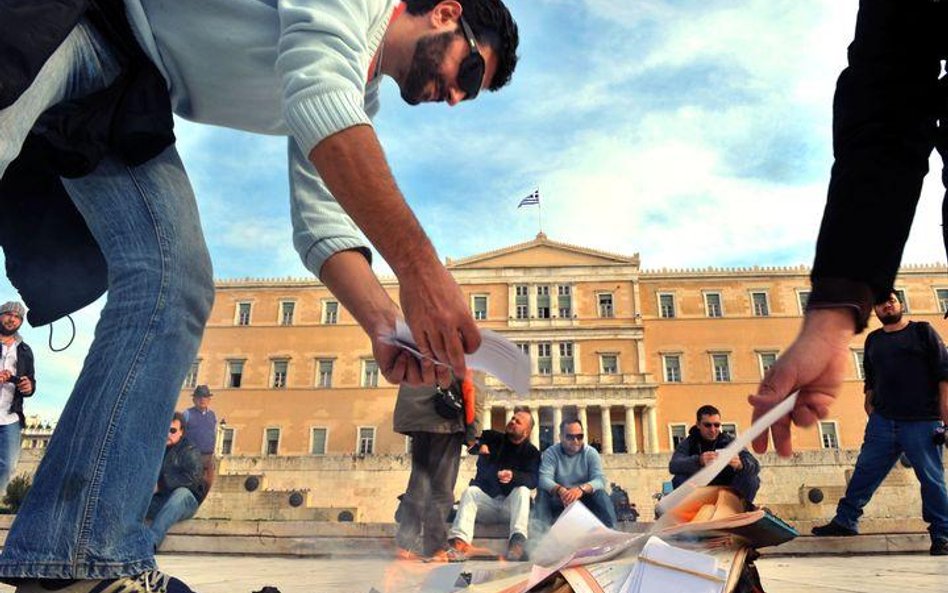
[863,332,875,393]
[510,446,539,490]
[16,344,35,398]
[922,323,948,382]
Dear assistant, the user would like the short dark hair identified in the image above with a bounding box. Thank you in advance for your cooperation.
[513,405,534,428]
[560,418,582,434]
[405,0,519,91]
[696,405,720,423]
[172,411,186,433]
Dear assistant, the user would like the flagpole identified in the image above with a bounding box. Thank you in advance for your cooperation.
[537,187,542,233]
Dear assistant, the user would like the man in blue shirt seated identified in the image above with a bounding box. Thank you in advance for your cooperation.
[146,412,206,550]
[448,407,539,561]
[535,418,617,530]
[669,405,760,504]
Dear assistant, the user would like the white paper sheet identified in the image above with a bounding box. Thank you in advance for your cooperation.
[620,537,726,593]
[390,319,530,395]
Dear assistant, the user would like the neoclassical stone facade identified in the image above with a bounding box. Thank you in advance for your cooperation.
[177,234,948,459]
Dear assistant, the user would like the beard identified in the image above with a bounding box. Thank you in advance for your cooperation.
[400,31,453,105]
[879,310,903,325]
[0,325,17,337]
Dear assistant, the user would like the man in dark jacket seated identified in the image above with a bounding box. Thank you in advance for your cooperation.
[669,405,760,504]
[448,407,540,561]
[146,412,206,549]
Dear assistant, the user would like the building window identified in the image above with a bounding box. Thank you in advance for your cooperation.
[271,359,288,389]
[601,354,619,374]
[721,423,737,437]
[537,342,552,375]
[658,293,676,318]
[236,302,252,326]
[265,428,280,456]
[937,289,948,314]
[598,293,614,318]
[311,427,328,455]
[317,359,334,388]
[362,359,379,387]
[472,295,488,320]
[819,421,840,449]
[183,360,200,389]
[797,290,810,315]
[758,352,778,377]
[516,343,529,359]
[894,289,909,312]
[557,285,572,318]
[669,424,688,448]
[322,300,339,324]
[704,292,723,318]
[280,301,295,326]
[663,354,682,383]
[227,360,244,388]
[751,292,769,317]
[853,349,865,380]
[559,342,574,374]
[711,354,731,382]
[536,285,551,319]
[515,284,529,319]
[358,427,376,455]
[220,428,235,455]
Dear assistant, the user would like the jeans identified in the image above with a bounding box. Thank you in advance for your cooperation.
[448,485,531,544]
[146,488,199,549]
[834,413,948,541]
[395,432,463,556]
[0,20,214,579]
[534,488,617,531]
[0,422,22,494]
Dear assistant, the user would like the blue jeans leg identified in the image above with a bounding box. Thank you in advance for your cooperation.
[0,423,22,494]
[834,413,901,531]
[898,419,948,541]
[581,490,617,529]
[146,489,199,549]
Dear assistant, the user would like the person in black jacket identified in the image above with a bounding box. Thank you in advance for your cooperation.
[448,407,539,561]
[669,405,760,504]
[751,0,948,458]
[0,301,35,494]
[812,293,948,555]
[146,412,205,550]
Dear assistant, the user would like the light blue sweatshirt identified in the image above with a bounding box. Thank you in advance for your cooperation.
[539,444,607,494]
[123,0,397,275]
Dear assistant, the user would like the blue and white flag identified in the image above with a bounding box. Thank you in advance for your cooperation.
[518,189,540,208]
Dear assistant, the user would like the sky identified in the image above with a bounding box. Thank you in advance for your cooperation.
[5,0,948,421]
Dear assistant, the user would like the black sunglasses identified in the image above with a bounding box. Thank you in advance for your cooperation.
[701,422,721,428]
[169,427,179,434]
[457,16,485,101]
[565,433,584,441]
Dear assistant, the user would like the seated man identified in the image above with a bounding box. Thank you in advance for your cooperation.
[448,407,540,561]
[535,419,616,529]
[669,405,760,504]
[146,412,206,549]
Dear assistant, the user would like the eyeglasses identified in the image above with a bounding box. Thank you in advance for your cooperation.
[701,422,721,428]
[564,433,584,441]
[169,427,179,434]
[456,16,485,101]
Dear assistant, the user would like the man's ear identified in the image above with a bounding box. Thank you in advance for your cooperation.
[429,0,463,29]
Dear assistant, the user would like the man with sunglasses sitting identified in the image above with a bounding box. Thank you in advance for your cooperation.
[535,418,617,530]
[670,404,761,505]
[145,413,206,551]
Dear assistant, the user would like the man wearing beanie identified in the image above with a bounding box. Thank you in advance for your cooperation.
[0,301,35,493]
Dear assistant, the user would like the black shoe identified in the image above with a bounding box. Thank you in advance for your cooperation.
[505,533,528,562]
[811,521,857,537]
[931,538,948,556]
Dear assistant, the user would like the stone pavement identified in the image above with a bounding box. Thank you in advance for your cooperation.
[1,553,942,593]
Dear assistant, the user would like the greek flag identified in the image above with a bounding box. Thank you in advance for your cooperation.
[518,189,540,208]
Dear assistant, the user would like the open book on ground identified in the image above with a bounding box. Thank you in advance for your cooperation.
[657,487,797,548]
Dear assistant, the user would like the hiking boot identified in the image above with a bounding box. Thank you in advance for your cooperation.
[505,533,528,562]
[811,521,857,537]
[426,547,466,563]
[15,571,197,593]
[448,537,472,555]
[930,538,948,556]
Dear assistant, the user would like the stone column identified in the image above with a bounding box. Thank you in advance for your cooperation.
[505,406,514,424]
[625,405,637,454]
[552,406,563,443]
[482,406,492,432]
[578,405,588,434]
[530,407,540,445]
[646,406,659,453]
[601,405,613,455]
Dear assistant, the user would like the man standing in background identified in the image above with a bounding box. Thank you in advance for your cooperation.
[182,385,217,493]
[0,301,34,494]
